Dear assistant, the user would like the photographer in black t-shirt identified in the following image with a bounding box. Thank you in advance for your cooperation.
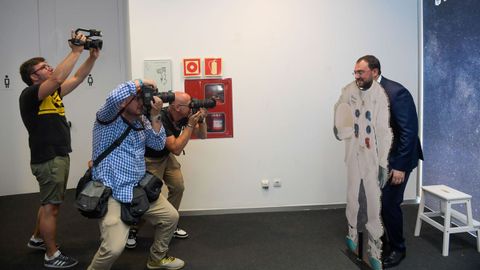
[19,30,99,268]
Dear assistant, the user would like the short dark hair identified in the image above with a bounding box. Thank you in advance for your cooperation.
[356,55,381,75]
[19,57,45,86]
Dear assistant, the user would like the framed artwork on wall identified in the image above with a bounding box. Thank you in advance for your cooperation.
[144,59,173,92]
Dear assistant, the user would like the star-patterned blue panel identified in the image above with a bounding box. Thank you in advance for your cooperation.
[423,0,480,220]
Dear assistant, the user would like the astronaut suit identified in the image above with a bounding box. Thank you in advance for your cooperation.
[334,80,392,268]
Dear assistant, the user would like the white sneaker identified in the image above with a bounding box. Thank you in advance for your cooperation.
[173,228,188,239]
[147,255,185,269]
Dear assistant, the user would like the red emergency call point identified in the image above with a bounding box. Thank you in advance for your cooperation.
[183,58,201,77]
[204,58,222,77]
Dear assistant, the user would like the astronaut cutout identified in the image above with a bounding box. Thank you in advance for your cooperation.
[334,80,392,270]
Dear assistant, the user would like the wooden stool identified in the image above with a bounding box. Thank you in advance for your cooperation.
[414,184,480,256]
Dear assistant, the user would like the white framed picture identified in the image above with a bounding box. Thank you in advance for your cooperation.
[144,59,173,92]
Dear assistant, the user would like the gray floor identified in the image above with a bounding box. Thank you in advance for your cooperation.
[1,190,479,270]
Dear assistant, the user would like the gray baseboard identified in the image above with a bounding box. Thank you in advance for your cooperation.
[180,199,418,216]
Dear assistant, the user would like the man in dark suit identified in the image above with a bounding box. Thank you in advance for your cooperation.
[358,55,424,268]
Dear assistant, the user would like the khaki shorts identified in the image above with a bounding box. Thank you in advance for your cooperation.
[30,155,70,205]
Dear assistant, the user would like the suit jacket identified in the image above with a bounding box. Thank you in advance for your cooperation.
[380,76,423,172]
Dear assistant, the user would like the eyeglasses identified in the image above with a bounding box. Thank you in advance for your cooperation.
[352,69,371,76]
[176,103,191,109]
[31,64,52,75]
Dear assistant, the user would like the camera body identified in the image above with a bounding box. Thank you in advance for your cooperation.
[190,98,217,114]
[141,85,175,114]
[69,28,103,50]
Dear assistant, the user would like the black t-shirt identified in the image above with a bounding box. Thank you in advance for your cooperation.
[144,107,187,158]
[19,84,71,164]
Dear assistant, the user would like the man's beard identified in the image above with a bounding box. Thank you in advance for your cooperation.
[356,79,373,90]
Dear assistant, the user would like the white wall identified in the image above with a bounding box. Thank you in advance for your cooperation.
[0,0,419,212]
[128,0,420,211]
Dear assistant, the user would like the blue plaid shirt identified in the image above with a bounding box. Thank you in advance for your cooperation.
[92,81,166,203]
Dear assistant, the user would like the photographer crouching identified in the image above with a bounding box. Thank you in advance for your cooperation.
[126,91,213,248]
[87,79,184,270]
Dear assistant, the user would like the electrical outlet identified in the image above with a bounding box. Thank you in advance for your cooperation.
[261,179,269,189]
[273,178,282,187]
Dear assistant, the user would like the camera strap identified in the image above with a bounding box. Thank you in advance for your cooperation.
[92,126,132,167]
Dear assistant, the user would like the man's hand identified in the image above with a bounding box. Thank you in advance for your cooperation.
[389,169,406,185]
[89,47,100,60]
[142,79,157,89]
[150,96,163,117]
[197,108,207,123]
[187,108,208,139]
[187,110,204,127]
[149,95,163,133]
[69,30,86,53]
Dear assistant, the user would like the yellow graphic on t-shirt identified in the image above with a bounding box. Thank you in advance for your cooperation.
[38,90,65,116]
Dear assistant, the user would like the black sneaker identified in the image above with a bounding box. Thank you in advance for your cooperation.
[28,239,47,250]
[27,239,59,251]
[125,229,137,249]
[44,252,78,268]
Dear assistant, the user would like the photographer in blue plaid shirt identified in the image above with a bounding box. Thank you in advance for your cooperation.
[87,79,185,270]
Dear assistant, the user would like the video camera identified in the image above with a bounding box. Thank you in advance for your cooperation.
[141,85,175,114]
[190,98,217,114]
[69,28,103,50]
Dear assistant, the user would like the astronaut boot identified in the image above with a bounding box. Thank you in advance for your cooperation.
[345,226,358,253]
[368,237,383,270]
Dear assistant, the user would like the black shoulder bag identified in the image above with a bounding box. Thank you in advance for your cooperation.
[75,125,132,219]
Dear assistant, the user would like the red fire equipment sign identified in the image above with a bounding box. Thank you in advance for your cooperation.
[204,58,222,77]
[183,58,201,77]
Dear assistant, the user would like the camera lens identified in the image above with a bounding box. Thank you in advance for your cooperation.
[158,92,175,103]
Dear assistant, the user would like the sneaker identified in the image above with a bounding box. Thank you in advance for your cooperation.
[126,229,137,249]
[173,228,188,239]
[28,238,47,250]
[44,252,78,268]
[27,239,59,251]
[147,255,185,269]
